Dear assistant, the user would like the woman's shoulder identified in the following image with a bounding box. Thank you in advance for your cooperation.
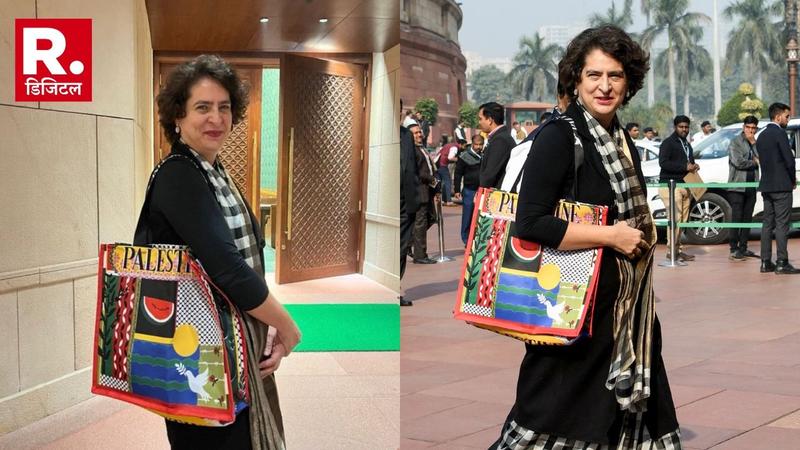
[531,119,575,154]
[150,154,212,197]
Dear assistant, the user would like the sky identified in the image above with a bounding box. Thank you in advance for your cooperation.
[459,0,745,62]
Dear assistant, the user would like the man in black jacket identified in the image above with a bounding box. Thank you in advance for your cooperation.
[756,102,799,274]
[400,121,420,306]
[410,123,438,265]
[414,110,430,147]
[659,115,700,261]
[478,102,516,188]
[453,134,484,245]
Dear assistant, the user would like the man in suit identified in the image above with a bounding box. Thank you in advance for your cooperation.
[477,102,517,188]
[659,115,700,262]
[756,102,799,274]
[727,115,761,261]
[400,116,420,306]
[410,123,438,265]
[414,110,430,148]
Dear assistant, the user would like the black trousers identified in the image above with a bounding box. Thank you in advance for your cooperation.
[400,200,415,279]
[760,191,793,262]
[728,189,756,252]
[165,408,251,449]
[412,201,431,260]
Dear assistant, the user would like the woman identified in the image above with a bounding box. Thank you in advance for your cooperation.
[135,54,300,449]
[494,27,680,449]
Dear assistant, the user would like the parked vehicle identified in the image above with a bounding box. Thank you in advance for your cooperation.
[641,119,800,245]
[634,139,660,162]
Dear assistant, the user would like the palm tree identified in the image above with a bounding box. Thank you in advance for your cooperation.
[589,0,634,29]
[507,34,562,102]
[724,0,783,97]
[640,0,656,106]
[654,25,712,115]
[641,0,710,114]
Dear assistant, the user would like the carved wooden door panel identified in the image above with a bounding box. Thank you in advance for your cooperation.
[276,55,365,284]
[154,61,262,210]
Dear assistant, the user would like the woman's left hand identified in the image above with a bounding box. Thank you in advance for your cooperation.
[259,336,287,377]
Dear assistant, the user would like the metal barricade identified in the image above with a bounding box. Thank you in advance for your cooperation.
[433,194,453,263]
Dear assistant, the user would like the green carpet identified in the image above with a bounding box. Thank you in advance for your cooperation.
[284,304,399,352]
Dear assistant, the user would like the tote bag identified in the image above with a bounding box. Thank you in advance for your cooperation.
[91,243,249,426]
[453,189,608,344]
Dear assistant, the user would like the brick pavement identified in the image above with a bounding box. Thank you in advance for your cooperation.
[401,205,800,450]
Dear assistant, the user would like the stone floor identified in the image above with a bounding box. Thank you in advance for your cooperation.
[401,205,800,450]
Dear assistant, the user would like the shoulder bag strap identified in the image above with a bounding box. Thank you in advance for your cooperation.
[133,153,211,244]
[510,117,584,197]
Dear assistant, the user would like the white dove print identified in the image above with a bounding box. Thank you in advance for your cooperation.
[175,363,211,401]
[537,293,565,325]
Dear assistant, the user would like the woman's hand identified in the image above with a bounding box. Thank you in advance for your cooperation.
[259,336,286,377]
[244,293,302,355]
[277,320,301,355]
[609,221,646,259]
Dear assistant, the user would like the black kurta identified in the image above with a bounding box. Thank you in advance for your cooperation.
[509,103,679,445]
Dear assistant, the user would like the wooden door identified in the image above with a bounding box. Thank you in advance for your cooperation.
[154,61,262,210]
[276,55,365,283]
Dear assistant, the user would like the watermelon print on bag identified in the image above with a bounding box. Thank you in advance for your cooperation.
[454,188,608,345]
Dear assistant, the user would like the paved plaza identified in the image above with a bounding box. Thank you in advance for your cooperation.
[402,206,800,450]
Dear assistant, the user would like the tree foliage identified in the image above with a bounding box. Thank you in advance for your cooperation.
[589,0,634,29]
[507,34,562,102]
[718,83,764,126]
[640,0,710,113]
[652,23,711,115]
[458,101,479,129]
[468,65,515,105]
[414,97,439,126]
[723,0,783,97]
[618,101,675,138]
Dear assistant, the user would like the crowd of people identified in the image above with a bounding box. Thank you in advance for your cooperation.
[401,89,798,277]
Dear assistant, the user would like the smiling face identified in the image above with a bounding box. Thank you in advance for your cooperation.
[576,49,627,128]
[176,77,232,161]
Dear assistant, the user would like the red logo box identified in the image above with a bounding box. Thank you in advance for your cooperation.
[15,18,92,102]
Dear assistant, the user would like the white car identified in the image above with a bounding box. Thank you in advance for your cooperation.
[641,119,800,245]
[634,139,660,162]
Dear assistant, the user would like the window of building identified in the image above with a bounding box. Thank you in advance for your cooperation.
[446,93,451,105]
[441,4,447,28]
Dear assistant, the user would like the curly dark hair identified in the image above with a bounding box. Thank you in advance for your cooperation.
[558,26,649,106]
[157,54,249,145]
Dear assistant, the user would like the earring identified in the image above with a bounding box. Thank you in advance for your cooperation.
[573,88,578,96]
[175,125,181,135]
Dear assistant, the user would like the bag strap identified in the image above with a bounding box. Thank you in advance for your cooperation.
[562,116,583,202]
[510,116,584,198]
[133,152,213,245]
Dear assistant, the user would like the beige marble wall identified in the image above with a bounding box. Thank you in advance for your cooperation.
[363,45,400,291]
[0,0,153,435]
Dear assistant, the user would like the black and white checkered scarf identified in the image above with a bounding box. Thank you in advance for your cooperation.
[187,147,284,449]
[188,148,263,274]
[577,101,657,415]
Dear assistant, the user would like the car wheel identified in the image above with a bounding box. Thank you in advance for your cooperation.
[683,192,732,245]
